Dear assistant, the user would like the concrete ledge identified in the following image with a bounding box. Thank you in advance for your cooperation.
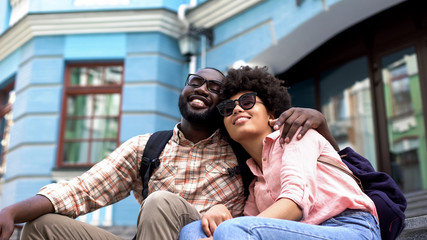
[398,215,427,240]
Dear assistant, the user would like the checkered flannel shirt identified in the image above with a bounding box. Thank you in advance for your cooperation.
[38,124,245,218]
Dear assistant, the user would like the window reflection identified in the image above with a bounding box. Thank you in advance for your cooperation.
[319,57,377,167]
[62,64,123,166]
[381,47,426,192]
[64,93,120,165]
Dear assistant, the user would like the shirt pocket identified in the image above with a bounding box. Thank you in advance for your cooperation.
[202,161,238,202]
[149,164,177,193]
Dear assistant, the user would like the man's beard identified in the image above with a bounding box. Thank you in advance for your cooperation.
[178,95,221,126]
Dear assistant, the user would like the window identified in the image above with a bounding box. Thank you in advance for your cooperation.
[381,47,425,193]
[0,82,14,176]
[318,57,377,167]
[58,63,123,167]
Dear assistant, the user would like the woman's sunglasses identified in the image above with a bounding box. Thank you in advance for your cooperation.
[217,92,260,117]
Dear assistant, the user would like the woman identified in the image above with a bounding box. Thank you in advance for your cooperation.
[179,66,380,240]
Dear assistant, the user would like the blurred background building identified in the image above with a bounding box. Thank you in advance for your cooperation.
[0,0,425,238]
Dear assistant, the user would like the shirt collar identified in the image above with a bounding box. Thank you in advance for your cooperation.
[246,130,281,176]
[173,123,225,146]
[265,130,281,141]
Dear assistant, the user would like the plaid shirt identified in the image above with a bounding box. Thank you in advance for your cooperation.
[38,124,245,218]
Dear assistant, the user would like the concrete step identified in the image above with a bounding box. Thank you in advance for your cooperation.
[398,215,427,240]
[397,190,427,239]
[404,189,427,218]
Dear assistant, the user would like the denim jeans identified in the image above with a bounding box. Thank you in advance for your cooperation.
[179,209,380,240]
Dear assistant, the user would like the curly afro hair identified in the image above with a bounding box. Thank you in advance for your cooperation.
[220,66,291,118]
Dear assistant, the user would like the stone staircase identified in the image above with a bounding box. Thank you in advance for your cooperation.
[397,189,427,239]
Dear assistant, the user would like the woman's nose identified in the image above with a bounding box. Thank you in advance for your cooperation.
[233,103,244,115]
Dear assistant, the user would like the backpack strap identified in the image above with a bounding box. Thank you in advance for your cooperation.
[140,130,173,199]
[318,156,363,191]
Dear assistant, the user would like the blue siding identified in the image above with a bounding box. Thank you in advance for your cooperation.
[208,23,273,71]
[4,145,57,179]
[124,55,184,88]
[9,115,59,149]
[15,58,64,92]
[64,33,126,60]
[1,179,53,207]
[122,85,180,116]
[0,0,10,34]
[13,86,62,119]
[127,32,183,61]
[120,114,178,141]
[21,36,65,64]
[0,49,19,84]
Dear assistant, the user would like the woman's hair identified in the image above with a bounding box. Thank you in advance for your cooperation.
[220,66,291,118]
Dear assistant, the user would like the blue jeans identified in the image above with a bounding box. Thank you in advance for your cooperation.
[179,209,380,240]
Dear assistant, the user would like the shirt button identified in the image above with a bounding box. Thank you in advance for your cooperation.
[222,168,226,172]
[263,158,267,161]
[267,189,270,193]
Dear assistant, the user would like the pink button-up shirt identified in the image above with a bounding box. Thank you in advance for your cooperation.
[243,129,378,225]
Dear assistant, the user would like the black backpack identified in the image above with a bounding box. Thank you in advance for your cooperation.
[338,147,406,240]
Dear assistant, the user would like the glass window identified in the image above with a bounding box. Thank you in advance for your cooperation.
[381,47,426,192]
[319,57,377,167]
[288,78,316,109]
[0,82,14,177]
[59,64,123,166]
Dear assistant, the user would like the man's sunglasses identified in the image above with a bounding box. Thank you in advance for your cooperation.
[217,92,261,117]
[185,74,223,94]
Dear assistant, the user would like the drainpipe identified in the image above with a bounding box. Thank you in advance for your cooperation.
[178,0,198,73]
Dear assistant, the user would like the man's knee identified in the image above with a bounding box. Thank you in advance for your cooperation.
[139,191,182,223]
[138,190,200,227]
[22,214,63,239]
[143,191,177,209]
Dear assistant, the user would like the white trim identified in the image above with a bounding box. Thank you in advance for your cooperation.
[0,9,182,62]
[9,0,29,26]
[186,0,264,28]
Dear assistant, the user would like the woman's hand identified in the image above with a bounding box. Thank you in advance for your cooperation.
[201,204,232,237]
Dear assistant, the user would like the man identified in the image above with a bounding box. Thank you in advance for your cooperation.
[0,67,336,240]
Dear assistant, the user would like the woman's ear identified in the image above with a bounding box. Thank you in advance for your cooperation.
[268,113,276,127]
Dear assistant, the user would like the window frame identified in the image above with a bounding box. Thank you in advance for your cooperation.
[57,62,124,167]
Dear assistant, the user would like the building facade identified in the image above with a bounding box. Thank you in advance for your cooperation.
[0,0,425,235]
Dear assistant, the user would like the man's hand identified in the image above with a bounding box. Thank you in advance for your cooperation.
[271,107,339,150]
[0,208,15,240]
[0,195,54,240]
[201,204,232,237]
